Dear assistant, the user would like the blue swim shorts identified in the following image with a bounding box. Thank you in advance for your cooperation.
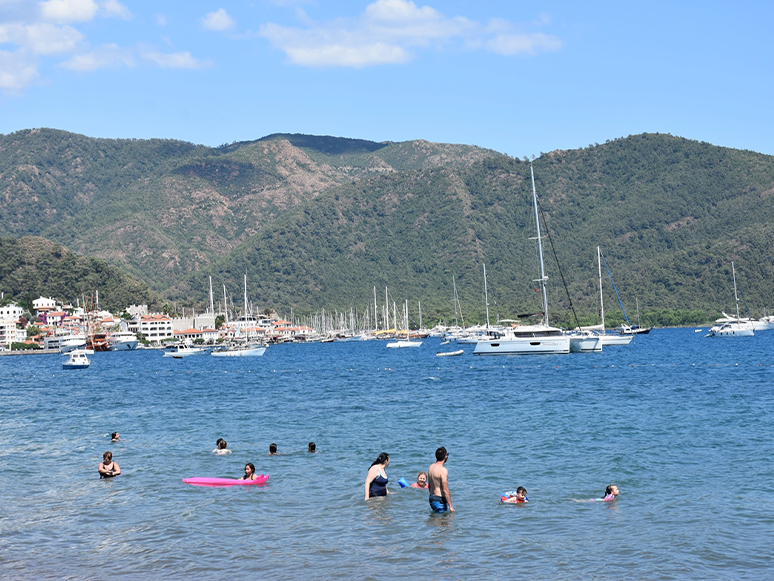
[429,495,449,513]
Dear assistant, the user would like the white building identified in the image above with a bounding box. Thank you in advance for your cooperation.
[137,315,174,344]
[0,319,20,348]
[32,297,57,317]
[0,304,23,321]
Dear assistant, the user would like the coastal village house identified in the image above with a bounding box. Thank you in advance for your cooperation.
[136,314,174,344]
[32,297,56,319]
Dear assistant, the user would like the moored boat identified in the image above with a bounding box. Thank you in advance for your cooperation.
[62,349,90,369]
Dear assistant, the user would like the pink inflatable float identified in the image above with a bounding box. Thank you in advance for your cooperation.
[183,475,269,487]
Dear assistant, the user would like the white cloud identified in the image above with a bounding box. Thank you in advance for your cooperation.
[155,13,167,26]
[202,8,235,32]
[101,0,131,20]
[39,0,99,23]
[0,48,39,92]
[486,32,562,56]
[141,50,213,69]
[259,0,562,68]
[59,42,133,71]
[0,22,83,55]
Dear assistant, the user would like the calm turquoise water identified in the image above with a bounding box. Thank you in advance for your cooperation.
[1,329,773,579]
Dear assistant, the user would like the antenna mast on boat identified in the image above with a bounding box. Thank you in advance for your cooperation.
[732,262,741,322]
[597,246,605,328]
[374,286,378,331]
[223,285,229,324]
[452,276,459,327]
[530,165,550,327]
[209,277,215,316]
[483,263,490,330]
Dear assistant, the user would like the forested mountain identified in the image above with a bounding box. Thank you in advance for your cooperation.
[0,236,155,312]
[0,128,499,292]
[1,129,774,325]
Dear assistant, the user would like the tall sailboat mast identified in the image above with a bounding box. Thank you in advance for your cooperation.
[483,263,490,330]
[530,164,550,327]
[732,262,741,321]
[597,247,605,329]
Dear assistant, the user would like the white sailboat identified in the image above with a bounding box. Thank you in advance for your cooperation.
[474,166,571,356]
[580,247,633,346]
[706,263,755,337]
[387,301,422,348]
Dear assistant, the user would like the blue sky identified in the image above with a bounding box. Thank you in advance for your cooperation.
[1,0,772,157]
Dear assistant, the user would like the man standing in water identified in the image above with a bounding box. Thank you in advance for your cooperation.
[428,446,454,513]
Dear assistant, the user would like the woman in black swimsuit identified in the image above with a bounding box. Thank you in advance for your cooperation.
[98,451,121,478]
[364,452,390,500]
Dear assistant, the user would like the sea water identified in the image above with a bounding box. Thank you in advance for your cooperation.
[1,328,773,579]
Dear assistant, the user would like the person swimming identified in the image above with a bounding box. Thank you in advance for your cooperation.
[501,486,528,503]
[240,463,259,480]
[308,442,316,453]
[410,471,428,489]
[364,452,389,500]
[572,484,619,502]
[213,438,231,455]
[98,451,121,478]
[269,443,278,455]
[111,432,119,442]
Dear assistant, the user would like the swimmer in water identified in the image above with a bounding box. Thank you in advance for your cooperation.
[240,463,259,480]
[111,432,119,442]
[98,451,121,478]
[410,471,428,489]
[308,442,316,453]
[269,443,278,455]
[501,486,528,504]
[213,438,231,455]
[572,484,619,502]
[364,452,390,500]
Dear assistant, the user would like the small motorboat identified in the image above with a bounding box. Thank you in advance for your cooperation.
[63,349,91,369]
[436,349,464,357]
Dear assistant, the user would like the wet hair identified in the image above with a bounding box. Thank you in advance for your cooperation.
[217,439,227,450]
[103,451,112,462]
[245,462,255,474]
[516,486,527,496]
[370,452,389,467]
[435,446,448,461]
[417,471,427,480]
[605,485,616,497]
[308,442,316,453]
[269,443,277,454]
[111,432,118,441]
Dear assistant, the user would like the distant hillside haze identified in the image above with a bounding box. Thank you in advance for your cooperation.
[1,129,773,324]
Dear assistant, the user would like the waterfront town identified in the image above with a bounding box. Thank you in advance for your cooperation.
[0,294,321,352]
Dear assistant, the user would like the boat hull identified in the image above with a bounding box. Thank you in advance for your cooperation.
[569,336,602,353]
[473,336,571,355]
[211,347,266,357]
[386,341,422,348]
[598,334,634,346]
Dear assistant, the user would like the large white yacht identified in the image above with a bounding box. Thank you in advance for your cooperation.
[706,263,755,338]
[473,166,571,356]
[108,331,139,351]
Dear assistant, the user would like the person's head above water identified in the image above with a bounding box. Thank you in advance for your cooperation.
[111,432,119,442]
[370,452,389,467]
[269,443,277,455]
[516,486,528,500]
[103,451,112,463]
[245,463,255,476]
[416,472,428,486]
[217,439,227,450]
[605,485,619,498]
[308,442,316,453]
[435,446,448,462]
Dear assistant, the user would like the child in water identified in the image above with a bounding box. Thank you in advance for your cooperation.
[572,484,619,502]
[213,438,231,455]
[501,486,528,503]
[410,471,428,489]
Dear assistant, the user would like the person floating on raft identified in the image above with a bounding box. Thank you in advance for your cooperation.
[571,484,619,502]
[501,486,528,503]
